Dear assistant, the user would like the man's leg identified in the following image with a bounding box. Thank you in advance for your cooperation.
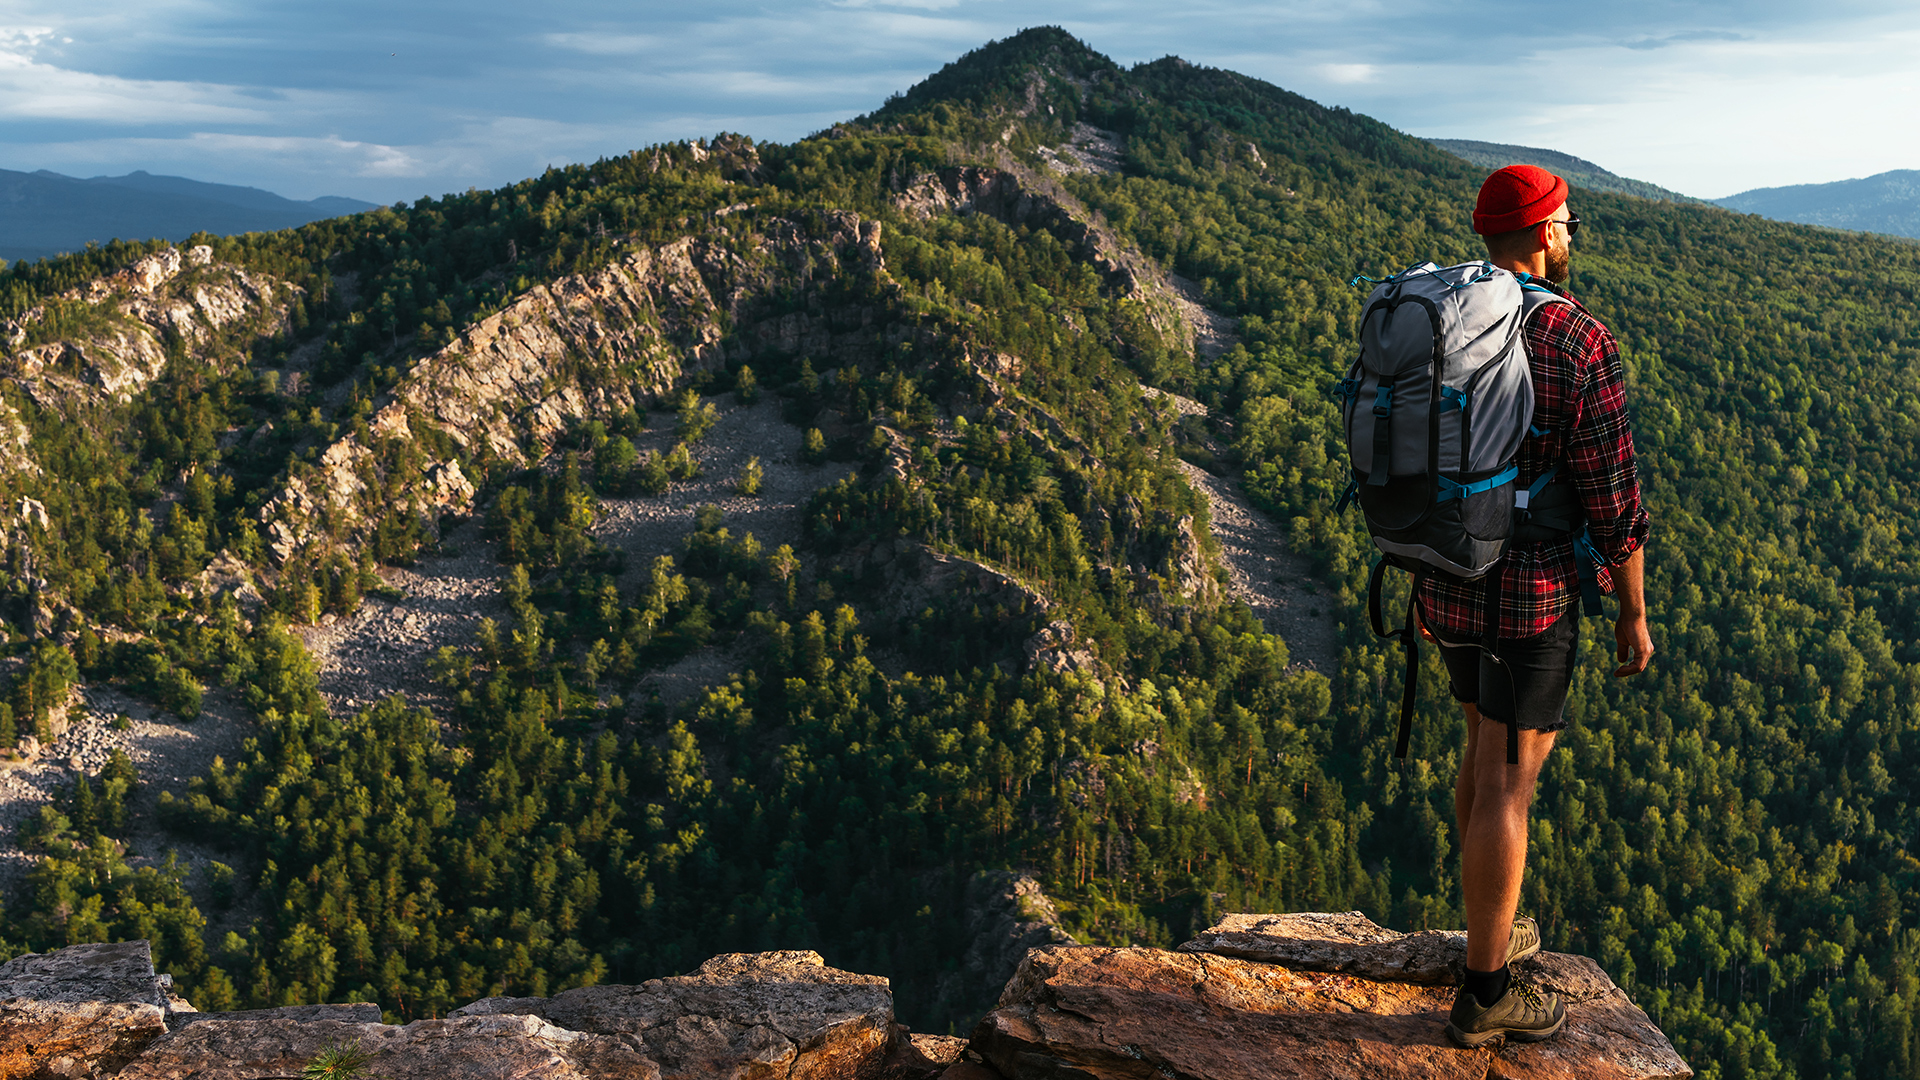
[1458,714,1556,972]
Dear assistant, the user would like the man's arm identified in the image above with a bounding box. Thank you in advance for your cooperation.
[1612,547,1651,677]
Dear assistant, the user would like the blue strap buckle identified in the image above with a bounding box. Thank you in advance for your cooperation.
[1440,386,1468,412]
[1335,378,1361,401]
[1515,464,1559,510]
[1436,465,1519,502]
[1373,384,1394,418]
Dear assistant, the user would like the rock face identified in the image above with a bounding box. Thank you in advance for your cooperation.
[107,948,925,1080]
[450,950,898,1079]
[261,214,894,567]
[0,940,174,1080]
[937,872,1081,1025]
[0,920,1690,1080]
[0,245,297,424]
[967,912,1692,1080]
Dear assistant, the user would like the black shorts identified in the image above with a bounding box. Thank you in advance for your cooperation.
[1433,603,1580,733]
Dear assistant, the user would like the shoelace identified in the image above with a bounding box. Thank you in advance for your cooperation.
[1510,981,1547,1009]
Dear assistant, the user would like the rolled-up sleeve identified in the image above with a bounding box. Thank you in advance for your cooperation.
[1565,320,1650,565]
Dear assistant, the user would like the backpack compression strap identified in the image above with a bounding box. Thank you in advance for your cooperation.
[1368,558,1425,759]
[1368,379,1396,487]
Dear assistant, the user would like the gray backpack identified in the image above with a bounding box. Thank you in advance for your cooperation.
[1334,261,1583,762]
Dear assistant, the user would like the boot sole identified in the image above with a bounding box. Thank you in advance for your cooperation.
[1444,1009,1566,1049]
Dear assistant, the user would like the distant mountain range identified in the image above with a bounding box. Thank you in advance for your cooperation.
[1432,138,1920,241]
[0,169,378,263]
[1715,170,1920,240]
[1426,139,1699,204]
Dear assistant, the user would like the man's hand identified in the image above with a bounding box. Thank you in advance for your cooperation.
[1614,613,1653,677]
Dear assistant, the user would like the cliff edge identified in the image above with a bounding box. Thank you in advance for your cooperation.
[0,912,1690,1080]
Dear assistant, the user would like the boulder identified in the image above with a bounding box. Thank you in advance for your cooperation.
[970,911,1692,1080]
[0,940,172,1080]
[1179,912,1692,1078]
[450,950,900,1079]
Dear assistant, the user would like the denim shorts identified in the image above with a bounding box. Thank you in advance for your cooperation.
[1433,603,1580,732]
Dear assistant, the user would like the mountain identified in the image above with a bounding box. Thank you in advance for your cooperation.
[0,168,377,263]
[0,26,1914,1075]
[1428,139,1699,203]
[1716,169,1920,239]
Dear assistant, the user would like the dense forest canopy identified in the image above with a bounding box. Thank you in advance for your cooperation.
[1,25,1916,1079]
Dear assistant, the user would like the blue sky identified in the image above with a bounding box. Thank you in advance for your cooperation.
[1,1,1915,203]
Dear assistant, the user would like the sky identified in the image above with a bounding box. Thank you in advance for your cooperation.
[0,1,1915,205]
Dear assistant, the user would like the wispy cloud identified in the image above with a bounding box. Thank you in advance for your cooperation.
[1622,29,1747,50]
[0,0,1915,203]
[1317,63,1375,85]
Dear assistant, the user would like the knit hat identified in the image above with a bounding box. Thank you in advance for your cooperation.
[1473,165,1569,235]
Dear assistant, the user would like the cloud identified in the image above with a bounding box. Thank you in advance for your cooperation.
[0,0,1917,203]
[0,20,289,126]
[1317,63,1375,85]
[542,32,658,56]
[1622,29,1747,50]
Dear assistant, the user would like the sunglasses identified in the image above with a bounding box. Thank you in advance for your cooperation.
[1549,214,1582,237]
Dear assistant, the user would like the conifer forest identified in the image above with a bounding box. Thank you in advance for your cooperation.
[3,28,1918,1079]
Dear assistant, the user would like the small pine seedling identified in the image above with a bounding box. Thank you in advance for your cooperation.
[737,455,764,496]
[303,1039,372,1080]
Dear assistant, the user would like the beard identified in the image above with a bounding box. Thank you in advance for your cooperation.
[1545,237,1571,283]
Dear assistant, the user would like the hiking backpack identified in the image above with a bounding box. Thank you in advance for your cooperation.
[1333,261,1601,763]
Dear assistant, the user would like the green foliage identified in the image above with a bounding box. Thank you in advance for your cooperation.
[674,390,719,443]
[736,455,764,496]
[303,1039,371,1080]
[6,26,1920,1072]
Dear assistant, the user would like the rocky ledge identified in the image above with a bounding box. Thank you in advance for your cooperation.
[0,913,1689,1080]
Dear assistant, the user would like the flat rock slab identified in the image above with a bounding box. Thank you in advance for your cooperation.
[1181,910,1468,984]
[450,950,897,1079]
[0,941,171,1079]
[169,1002,383,1031]
[973,945,1690,1080]
[1180,912,1689,1078]
[120,1014,658,1080]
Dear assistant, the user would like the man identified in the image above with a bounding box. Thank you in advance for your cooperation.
[1416,164,1653,1048]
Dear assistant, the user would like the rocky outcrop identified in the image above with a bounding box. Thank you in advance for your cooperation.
[1,913,1690,1080]
[968,911,1692,1080]
[3,944,944,1080]
[1,245,298,419]
[893,165,1224,362]
[449,950,897,1079]
[0,940,176,1080]
[261,215,893,567]
[940,871,1080,1022]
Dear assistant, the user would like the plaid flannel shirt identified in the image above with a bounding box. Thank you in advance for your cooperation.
[1416,285,1651,640]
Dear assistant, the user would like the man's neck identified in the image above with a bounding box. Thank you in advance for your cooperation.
[1489,251,1549,278]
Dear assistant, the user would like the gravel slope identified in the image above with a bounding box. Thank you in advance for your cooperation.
[297,393,842,715]
[1179,460,1338,675]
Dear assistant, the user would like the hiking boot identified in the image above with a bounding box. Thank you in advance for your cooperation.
[1445,980,1566,1048]
[1506,916,1542,965]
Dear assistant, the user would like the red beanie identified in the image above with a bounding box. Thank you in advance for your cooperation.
[1473,165,1569,235]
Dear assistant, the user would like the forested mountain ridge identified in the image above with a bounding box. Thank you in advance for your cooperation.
[1717,169,1920,240]
[0,26,1916,1078]
[1427,139,1700,204]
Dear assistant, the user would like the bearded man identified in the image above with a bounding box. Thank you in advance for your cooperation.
[1417,164,1653,1047]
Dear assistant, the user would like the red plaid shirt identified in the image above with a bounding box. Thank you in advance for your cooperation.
[1416,285,1650,639]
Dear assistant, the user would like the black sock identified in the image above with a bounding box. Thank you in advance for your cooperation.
[1464,964,1510,1007]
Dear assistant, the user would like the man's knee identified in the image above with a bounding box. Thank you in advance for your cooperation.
[1470,719,1554,795]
